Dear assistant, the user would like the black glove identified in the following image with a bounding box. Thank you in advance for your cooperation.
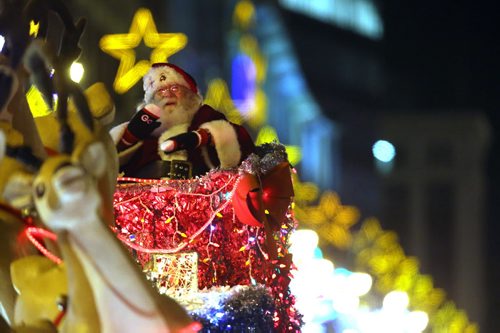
[118,105,161,149]
[127,106,161,140]
[160,129,211,153]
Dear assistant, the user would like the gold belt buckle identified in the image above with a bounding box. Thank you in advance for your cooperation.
[168,160,192,179]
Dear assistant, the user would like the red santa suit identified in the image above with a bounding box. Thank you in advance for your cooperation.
[110,104,255,178]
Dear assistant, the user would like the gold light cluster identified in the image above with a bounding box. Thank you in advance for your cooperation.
[351,219,478,332]
[294,189,359,250]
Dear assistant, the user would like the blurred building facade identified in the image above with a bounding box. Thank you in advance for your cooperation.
[276,0,490,328]
[377,113,490,327]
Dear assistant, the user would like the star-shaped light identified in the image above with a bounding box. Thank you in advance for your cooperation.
[294,191,359,249]
[29,20,40,37]
[99,8,187,94]
[204,78,244,125]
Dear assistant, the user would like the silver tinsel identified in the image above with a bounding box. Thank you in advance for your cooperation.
[239,141,289,176]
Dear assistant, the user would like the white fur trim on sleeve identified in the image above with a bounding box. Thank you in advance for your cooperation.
[109,121,143,166]
[109,122,128,144]
[200,120,241,169]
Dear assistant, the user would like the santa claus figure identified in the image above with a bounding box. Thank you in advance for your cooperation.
[110,63,255,179]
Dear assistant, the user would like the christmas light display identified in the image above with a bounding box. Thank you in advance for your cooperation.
[99,8,187,94]
[113,146,303,331]
[24,227,62,265]
[289,229,431,333]
[294,191,359,250]
[148,252,199,298]
[187,285,276,332]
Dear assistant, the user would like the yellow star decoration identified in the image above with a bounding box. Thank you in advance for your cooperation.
[204,78,245,125]
[233,0,255,30]
[99,8,187,94]
[291,173,319,205]
[351,218,478,332]
[29,20,40,37]
[294,191,359,249]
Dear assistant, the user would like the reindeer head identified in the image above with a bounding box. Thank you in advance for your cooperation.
[31,141,107,231]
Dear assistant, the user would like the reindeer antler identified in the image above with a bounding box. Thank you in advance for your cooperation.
[0,0,30,68]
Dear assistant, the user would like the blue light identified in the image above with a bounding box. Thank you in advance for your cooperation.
[231,53,256,116]
[279,0,383,40]
[313,247,323,259]
[334,267,352,277]
[372,140,396,163]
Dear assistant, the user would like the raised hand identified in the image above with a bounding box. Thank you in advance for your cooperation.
[119,104,162,149]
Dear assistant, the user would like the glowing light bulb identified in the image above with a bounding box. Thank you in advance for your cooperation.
[289,229,319,264]
[406,311,429,332]
[372,140,396,163]
[69,62,84,83]
[290,229,319,252]
[0,35,4,52]
[383,291,409,313]
[347,272,373,296]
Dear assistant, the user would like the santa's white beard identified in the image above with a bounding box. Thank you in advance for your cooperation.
[151,93,202,137]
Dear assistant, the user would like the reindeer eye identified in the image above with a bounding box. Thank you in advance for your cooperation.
[160,74,166,82]
[35,183,45,198]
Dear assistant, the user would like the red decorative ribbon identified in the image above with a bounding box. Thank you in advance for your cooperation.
[233,162,294,230]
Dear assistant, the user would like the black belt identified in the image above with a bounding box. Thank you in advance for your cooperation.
[161,160,192,179]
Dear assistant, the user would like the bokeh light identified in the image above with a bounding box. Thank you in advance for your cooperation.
[372,140,396,163]
[69,62,84,83]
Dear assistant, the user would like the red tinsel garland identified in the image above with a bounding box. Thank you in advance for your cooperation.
[114,171,270,288]
[113,169,302,331]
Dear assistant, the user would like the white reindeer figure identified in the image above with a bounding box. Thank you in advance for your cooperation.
[24,140,199,333]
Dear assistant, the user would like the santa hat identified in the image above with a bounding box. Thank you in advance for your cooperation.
[143,63,199,103]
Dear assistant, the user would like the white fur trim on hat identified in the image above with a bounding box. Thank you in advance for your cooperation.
[200,120,241,169]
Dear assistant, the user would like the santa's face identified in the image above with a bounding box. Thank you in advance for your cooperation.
[151,84,202,135]
[152,82,185,109]
[143,66,203,134]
